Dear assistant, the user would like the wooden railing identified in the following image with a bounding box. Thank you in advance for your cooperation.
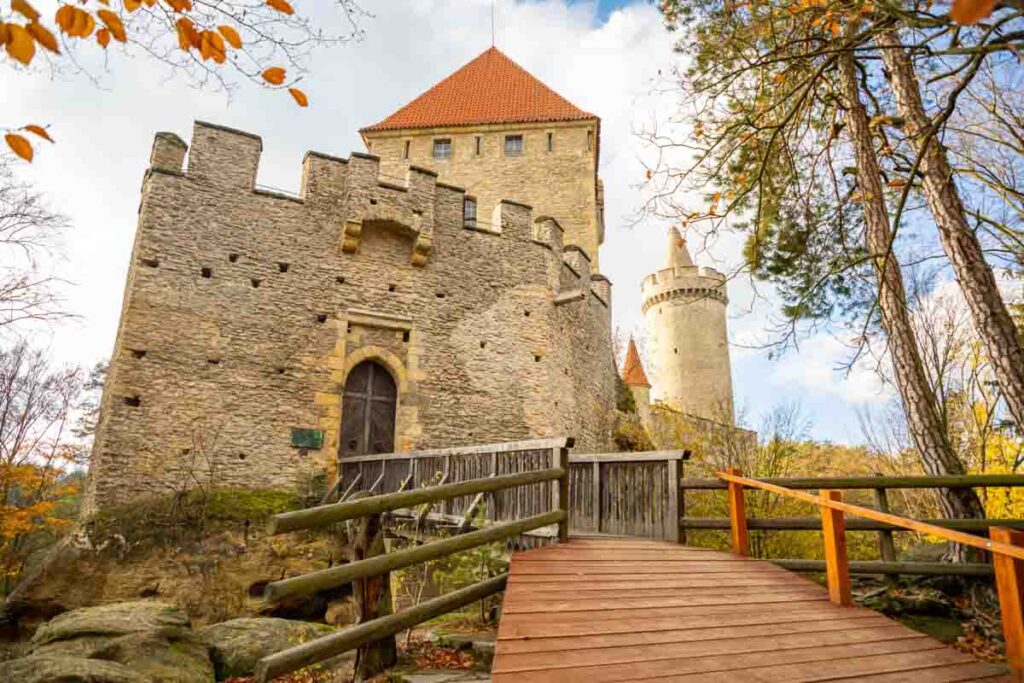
[716,469,1024,678]
[254,439,570,682]
[680,472,1024,575]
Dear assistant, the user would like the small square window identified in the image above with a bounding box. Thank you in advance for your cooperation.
[464,197,477,227]
[504,134,523,157]
[433,138,452,160]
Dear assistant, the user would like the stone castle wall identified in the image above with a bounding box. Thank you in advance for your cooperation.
[85,121,616,509]
[363,120,603,270]
[642,265,734,423]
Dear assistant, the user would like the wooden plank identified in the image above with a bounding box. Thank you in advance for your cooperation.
[506,576,813,591]
[512,549,752,561]
[502,590,828,613]
[726,466,749,556]
[511,584,824,600]
[507,560,788,574]
[493,625,923,672]
[821,489,853,606]
[498,600,838,625]
[833,661,1010,682]
[991,526,1024,681]
[496,613,893,653]
[491,638,943,682]
[570,450,688,463]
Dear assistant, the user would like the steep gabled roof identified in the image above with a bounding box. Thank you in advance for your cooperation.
[361,47,597,133]
[621,338,651,388]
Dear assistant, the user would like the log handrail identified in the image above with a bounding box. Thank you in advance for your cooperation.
[682,473,1024,490]
[716,469,1024,678]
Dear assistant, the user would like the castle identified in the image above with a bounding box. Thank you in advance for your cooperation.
[85,48,734,508]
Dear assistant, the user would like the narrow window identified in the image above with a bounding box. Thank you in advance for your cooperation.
[403,140,410,160]
[432,138,452,160]
[587,130,594,152]
[475,136,482,155]
[504,134,523,157]
[464,197,477,227]
[547,131,553,152]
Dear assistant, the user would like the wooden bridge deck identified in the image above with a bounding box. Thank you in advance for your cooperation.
[493,538,1010,682]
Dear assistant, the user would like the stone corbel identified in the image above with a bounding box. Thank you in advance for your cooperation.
[342,219,362,253]
[410,232,432,267]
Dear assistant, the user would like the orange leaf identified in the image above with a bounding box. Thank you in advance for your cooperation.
[887,178,908,188]
[266,0,295,15]
[68,8,96,39]
[124,0,142,11]
[12,0,40,22]
[262,66,286,85]
[218,25,241,49]
[96,27,110,48]
[5,133,33,162]
[55,5,74,33]
[289,87,308,106]
[950,0,996,24]
[96,9,126,42]
[5,24,35,65]
[27,22,59,53]
[24,125,53,142]
[165,0,193,12]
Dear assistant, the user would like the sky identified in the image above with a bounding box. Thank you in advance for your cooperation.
[1,0,897,444]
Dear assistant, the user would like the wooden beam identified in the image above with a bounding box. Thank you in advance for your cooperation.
[255,574,508,683]
[820,490,851,607]
[991,526,1024,681]
[679,517,1024,533]
[570,451,690,463]
[338,472,362,503]
[269,468,564,534]
[683,473,1024,490]
[339,437,574,463]
[774,559,993,576]
[725,467,749,557]
[264,510,564,603]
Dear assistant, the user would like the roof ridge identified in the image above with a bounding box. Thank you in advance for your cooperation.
[361,47,596,133]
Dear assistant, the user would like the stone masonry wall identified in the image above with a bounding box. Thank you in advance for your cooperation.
[85,121,616,509]
[363,120,603,271]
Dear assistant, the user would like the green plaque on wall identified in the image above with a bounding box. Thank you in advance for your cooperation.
[290,428,324,449]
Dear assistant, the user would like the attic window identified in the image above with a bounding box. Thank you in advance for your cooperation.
[463,197,477,227]
[475,136,482,155]
[504,135,523,157]
[432,138,451,160]
[403,140,411,160]
[547,132,553,152]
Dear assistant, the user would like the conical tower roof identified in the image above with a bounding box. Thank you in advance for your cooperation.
[361,47,597,132]
[665,226,694,268]
[621,338,651,387]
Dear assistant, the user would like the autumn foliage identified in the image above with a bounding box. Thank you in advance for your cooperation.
[0,0,352,161]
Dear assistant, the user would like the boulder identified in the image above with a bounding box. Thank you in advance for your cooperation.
[32,601,190,647]
[94,631,215,683]
[197,617,335,679]
[0,653,149,683]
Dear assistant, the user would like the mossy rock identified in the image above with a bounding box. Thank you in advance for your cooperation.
[0,654,149,683]
[197,617,336,679]
[31,601,190,648]
[93,631,214,683]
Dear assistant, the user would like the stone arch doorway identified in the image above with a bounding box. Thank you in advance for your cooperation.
[340,360,397,458]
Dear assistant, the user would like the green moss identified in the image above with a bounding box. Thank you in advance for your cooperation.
[899,615,963,643]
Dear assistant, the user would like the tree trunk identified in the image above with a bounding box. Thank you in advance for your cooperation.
[837,34,985,528]
[350,511,397,680]
[877,29,1024,436]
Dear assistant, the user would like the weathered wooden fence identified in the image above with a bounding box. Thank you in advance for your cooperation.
[332,442,688,542]
[256,438,570,682]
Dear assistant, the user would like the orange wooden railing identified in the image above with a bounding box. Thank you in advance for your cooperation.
[718,467,1024,678]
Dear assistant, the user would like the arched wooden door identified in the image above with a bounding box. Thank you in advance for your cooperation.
[340,361,397,457]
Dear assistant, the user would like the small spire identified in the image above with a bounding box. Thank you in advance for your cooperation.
[665,226,694,269]
[621,338,651,387]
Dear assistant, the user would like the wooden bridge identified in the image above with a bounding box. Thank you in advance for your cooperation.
[252,438,1024,682]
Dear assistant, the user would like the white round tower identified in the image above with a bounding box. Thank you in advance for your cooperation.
[641,227,734,424]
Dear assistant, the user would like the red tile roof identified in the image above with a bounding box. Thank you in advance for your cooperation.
[621,339,651,387]
[361,47,597,133]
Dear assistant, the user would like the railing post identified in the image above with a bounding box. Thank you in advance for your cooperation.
[667,457,680,543]
[591,461,602,534]
[726,467,749,556]
[820,489,852,607]
[350,511,397,678]
[991,526,1024,681]
[553,446,570,543]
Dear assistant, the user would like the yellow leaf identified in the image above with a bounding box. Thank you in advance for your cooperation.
[5,133,33,162]
[267,0,295,15]
[772,73,785,84]
[218,25,241,49]
[27,22,59,53]
[96,27,110,48]
[12,0,40,22]
[262,66,286,85]
[24,124,53,142]
[950,0,995,24]
[97,9,126,42]
[289,87,308,107]
[5,24,35,65]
